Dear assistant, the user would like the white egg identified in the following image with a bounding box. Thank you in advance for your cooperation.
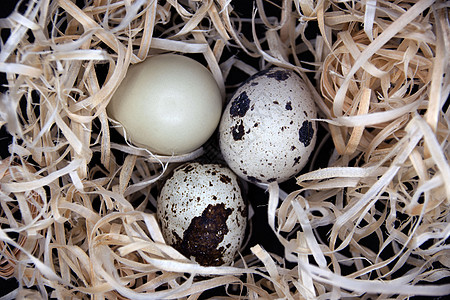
[157,163,247,266]
[219,67,317,184]
[107,54,222,155]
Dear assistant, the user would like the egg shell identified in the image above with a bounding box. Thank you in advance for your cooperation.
[219,67,317,184]
[107,54,222,155]
[157,163,247,266]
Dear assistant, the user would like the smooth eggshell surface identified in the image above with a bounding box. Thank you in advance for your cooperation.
[157,163,247,266]
[107,54,222,155]
[219,67,317,183]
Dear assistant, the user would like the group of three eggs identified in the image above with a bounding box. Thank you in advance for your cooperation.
[107,54,317,266]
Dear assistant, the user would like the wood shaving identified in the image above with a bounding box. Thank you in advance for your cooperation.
[1,0,449,298]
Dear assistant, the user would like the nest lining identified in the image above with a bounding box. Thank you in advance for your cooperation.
[0,0,449,299]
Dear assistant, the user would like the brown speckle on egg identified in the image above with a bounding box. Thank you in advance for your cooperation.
[183,164,195,173]
[247,176,262,183]
[230,92,251,118]
[231,120,245,141]
[285,101,292,110]
[293,156,302,166]
[220,174,232,184]
[172,203,232,266]
[299,120,314,147]
[267,69,290,81]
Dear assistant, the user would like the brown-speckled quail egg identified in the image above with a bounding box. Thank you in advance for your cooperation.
[157,163,247,266]
[219,67,317,184]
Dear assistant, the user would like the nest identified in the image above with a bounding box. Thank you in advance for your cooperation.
[1,0,449,299]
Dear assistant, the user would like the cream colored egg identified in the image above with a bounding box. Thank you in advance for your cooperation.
[107,54,222,155]
[219,67,317,183]
[157,163,247,266]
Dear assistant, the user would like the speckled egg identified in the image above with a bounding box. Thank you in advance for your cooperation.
[219,67,317,184]
[157,163,247,266]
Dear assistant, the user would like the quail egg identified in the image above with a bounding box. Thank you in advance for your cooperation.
[157,163,247,266]
[219,67,317,183]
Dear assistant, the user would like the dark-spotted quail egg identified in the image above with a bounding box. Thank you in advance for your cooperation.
[157,162,247,266]
[219,67,317,184]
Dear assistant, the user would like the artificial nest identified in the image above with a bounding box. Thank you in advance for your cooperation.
[0,0,449,299]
